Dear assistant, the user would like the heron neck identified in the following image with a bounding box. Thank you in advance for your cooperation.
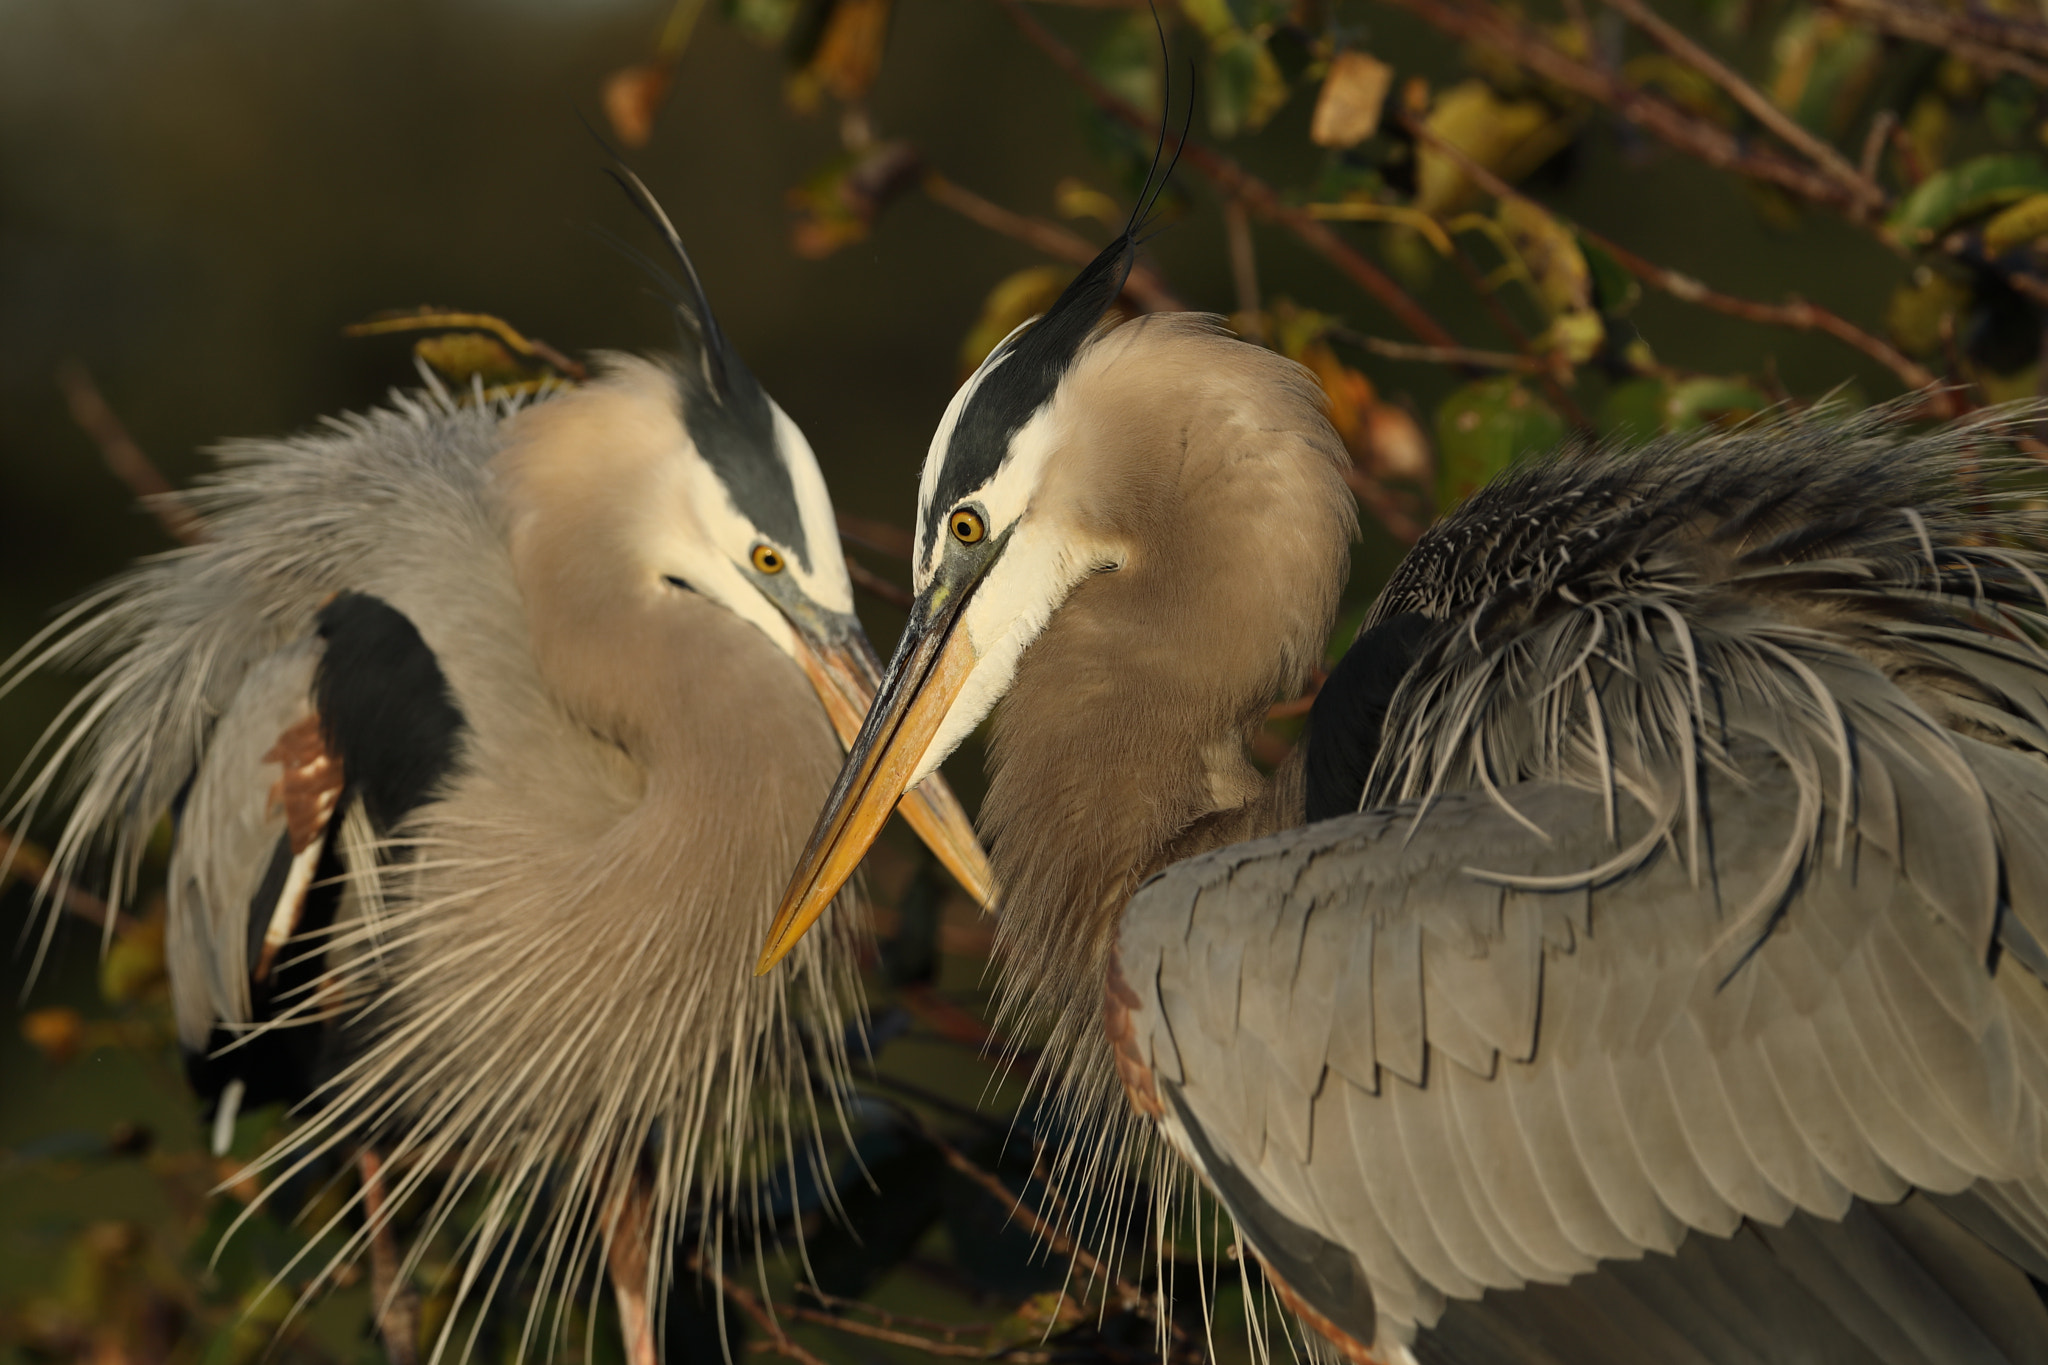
[977,542,1320,1111]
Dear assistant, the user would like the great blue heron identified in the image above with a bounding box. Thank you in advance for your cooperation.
[4,173,991,1364]
[760,209,2048,1359]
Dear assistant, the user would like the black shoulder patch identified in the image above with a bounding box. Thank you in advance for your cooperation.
[1305,612,1434,823]
[314,593,467,832]
[925,235,1135,550]
[1162,1081,1378,1349]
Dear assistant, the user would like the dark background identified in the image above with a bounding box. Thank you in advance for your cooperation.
[0,1,1915,1358]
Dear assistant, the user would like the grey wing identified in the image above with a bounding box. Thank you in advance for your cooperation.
[1118,747,2048,1363]
[167,636,336,1051]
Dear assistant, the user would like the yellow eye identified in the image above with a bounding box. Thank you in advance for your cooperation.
[751,545,784,574]
[950,509,985,545]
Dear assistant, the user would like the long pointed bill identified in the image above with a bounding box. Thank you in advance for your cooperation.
[792,626,994,911]
[762,588,979,975]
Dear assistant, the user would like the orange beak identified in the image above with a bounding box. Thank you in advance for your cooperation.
[763,584,981,975]
[790,624,993,927]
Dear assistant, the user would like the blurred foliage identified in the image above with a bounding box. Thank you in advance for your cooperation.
[15,0,2048,1361]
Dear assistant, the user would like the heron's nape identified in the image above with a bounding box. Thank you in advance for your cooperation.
[1,179,991,1365]
[765,208,2048,1363]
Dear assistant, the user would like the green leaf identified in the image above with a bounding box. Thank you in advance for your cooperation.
[1885,265,1970,355]
[1768,8,1879,140]
[1885,153,2048,245]
[1579,236,1641,317]
[1599,376,1767,437]
[722,0,799,42]
[1090,16,1162,118]
[1435,377,1564,509]
[1208,31,1289,137]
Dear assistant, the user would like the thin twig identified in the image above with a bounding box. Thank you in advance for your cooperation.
[923,172,1184,314]
[1325,326,1545,373]
[1402,113,1950,405]
[1819,0,2048,85]
[1857,110,1898,188]
[991,0,1462,348]
[836,513,914,560]
[894,1107,1153,1320]
[846,555,913,609]
[1598,0,1883,213]
[796,1285,997,1339]
[1380,0,1868,213]
[689,1257,831,1365]
[1342,467,1427,543]
[56,363,203,545]
[0,828,134,936]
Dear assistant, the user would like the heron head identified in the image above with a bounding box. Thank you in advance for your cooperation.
[757,222,1150,973]
[500,168,993,905]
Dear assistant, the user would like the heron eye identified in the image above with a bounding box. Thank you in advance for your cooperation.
[751,545,784,574]
[950,509,985,545]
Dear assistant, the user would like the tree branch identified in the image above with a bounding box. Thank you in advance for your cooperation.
[990,0,1463,348]
[56,363,203,546]
[0,828,135,937]
[923,172,1184,313]
[1380,0,1870,213]
[1819,0,2048,85]
[1402,113,1950,406]
[1597,0,1883,213]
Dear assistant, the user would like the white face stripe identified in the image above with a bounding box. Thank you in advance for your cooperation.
[916,319,1038,582]
[772,399,854,614]
[639,398,851,661]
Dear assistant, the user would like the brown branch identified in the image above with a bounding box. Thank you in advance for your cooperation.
[343,310,588,383]
[1598,0,1883,213]
[923,172,1185,314]
[696,1256,1048,1362]
[56,363,202,545]
[1819,0,2048,85]
[795,1287,997,1341]
[836,512,915,560]
[1403,113,1950,406]
[0,828,134,936]
[991,0,1462,348]
[846,555,913,609]
[1380,0,1868,214]
[689,1257,831,1365]
[896,1109,1159,1325]
[1325,326,1546,373]
[1342,467,1427,543]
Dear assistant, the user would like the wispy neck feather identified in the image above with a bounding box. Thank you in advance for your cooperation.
[979,316,1355,1164]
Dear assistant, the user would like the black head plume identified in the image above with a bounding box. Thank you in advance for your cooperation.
[925,14,1189,549]
[599,163,810,567]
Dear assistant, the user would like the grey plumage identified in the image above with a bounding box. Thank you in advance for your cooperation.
[1120,409,2048,1359]
[3,350,989,1361]
[763,251,2048,1360]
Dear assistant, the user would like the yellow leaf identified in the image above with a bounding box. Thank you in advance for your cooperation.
[1055,177,1123,229]
[1417,80,1577,218]
[1495,197,1592,318]
[1533,309,1605,364]
[100,897,167,1005]
[1984,193,2048,255]
[960,267,1069,379]
[413,333,543,389]
[804,0,893,106]
[1311,50,1393,149]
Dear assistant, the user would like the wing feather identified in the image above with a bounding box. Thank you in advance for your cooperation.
[1119,748,2048,1350]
